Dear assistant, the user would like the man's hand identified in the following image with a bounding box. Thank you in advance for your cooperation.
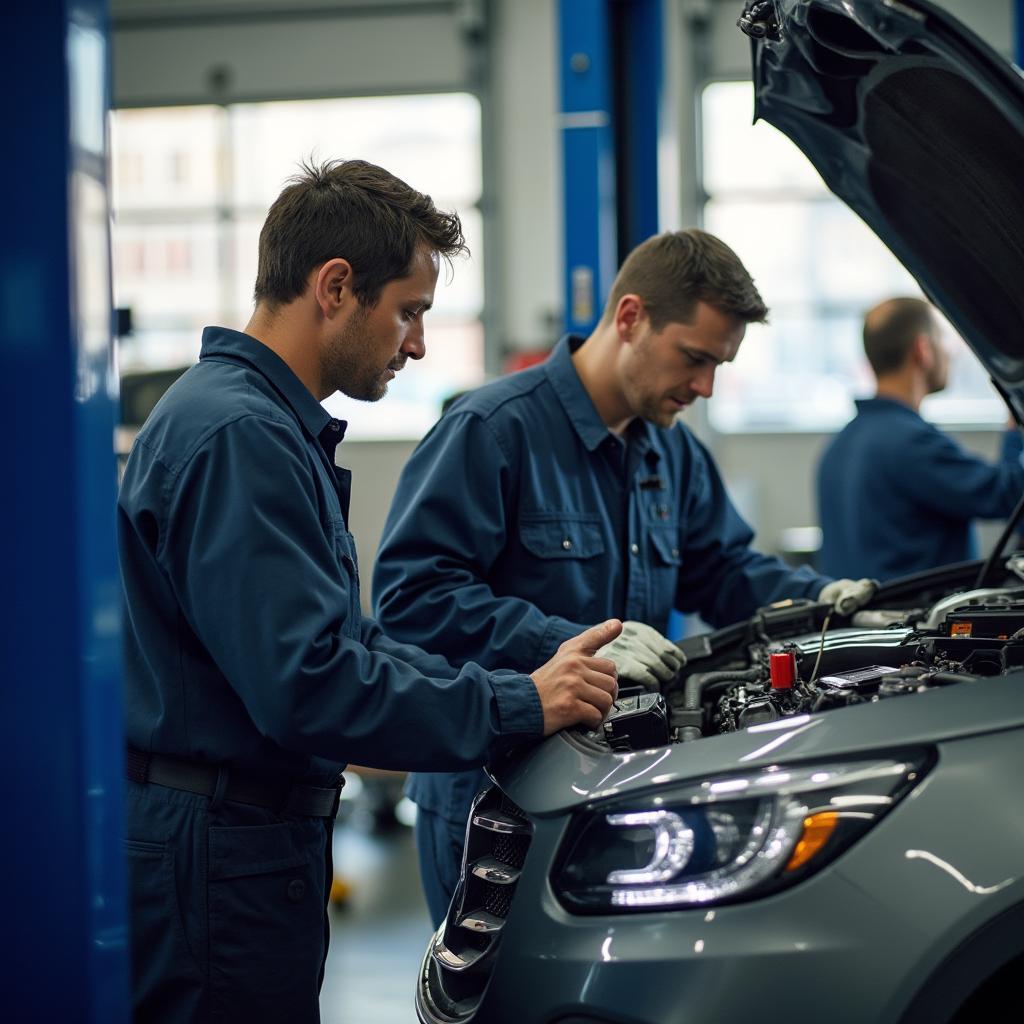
[818,578,877,616]
[532,619,622,736]
[595,621,685,690]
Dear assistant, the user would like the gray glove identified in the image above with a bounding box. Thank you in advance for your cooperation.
[818,578,877,616]
[595,621,685,689]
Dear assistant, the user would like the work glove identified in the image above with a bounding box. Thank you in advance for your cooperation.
[595,621,685,689]
[818,578,877,616]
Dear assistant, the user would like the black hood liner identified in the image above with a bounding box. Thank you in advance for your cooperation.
[749,0,1024,392]
[865,65,1024,367]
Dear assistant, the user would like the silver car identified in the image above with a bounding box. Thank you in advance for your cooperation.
[416,2,1024,1021]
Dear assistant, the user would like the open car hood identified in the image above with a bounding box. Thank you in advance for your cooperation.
[740,0,1024,416]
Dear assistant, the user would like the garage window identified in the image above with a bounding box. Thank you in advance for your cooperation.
[700,81,1005,433]
[111,93,484,439]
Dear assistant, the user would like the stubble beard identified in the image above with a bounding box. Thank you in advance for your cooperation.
[626,375,680,429]
[646,403,681,429]
[321,305,391,402]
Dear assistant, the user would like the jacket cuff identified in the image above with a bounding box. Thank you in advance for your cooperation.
[491,672,544,736]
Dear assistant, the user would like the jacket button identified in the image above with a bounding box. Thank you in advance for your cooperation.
[287,879,306,903]
[562,538,572,550]
[630,543,639,555]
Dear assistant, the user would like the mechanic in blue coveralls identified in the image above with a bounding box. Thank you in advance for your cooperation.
[117,159,623,1024]
[372,228,875,926]
[817,296,1024,581]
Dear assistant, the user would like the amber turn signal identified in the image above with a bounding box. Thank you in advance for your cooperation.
[785,811,840,872]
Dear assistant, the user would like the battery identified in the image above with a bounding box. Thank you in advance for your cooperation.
[942,608,1024,640]
[602,692,671,751]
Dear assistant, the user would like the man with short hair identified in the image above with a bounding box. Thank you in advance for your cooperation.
[372,228,873,926]
[118,158,622,1023]
[817,296,1024,580]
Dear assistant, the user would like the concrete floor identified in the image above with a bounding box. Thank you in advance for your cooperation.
[320,822,433,1024]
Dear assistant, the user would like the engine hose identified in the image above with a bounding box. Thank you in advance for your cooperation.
[924,671,982,687]
[677,667,765,742]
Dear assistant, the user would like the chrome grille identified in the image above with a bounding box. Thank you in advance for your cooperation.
[419,785,533,1021]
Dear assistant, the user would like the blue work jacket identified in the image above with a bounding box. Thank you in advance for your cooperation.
[373,335,826,818]
[817,397,1024,581]
[118,327,541,788]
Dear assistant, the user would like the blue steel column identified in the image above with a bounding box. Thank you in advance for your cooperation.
[2,2,129,1020]
[615,0,663,251]
[1017,0,1023,67]
[558,0,618,335]
[558,0,663,334]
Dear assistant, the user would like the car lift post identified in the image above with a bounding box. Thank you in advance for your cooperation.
[2,4,129,1020]
[1017,0,1023,68]
[557,0,664,337]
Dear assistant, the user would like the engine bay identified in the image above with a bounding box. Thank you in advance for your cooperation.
[597,559,1024,753]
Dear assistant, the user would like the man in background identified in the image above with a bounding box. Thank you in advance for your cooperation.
[817,296,1024,580]
[373,228,875,926]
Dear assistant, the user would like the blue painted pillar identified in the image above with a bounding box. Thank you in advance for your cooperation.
[2,2,129,1020]
[558,0,663,336]
[558,0,618,335]
[613,0,663,251]
[1017,0,1024,67]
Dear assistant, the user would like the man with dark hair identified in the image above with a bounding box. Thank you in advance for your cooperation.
[118,158,622,1023]
[372,228,874,926]
[817,296,1024,580]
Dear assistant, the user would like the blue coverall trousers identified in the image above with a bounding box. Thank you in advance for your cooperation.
[414,808,467,929]
[124,780,333,1023]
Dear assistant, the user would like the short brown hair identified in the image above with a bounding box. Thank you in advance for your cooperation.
[862,297,934,376]
[254,158,467,309]
[603,229,768,329]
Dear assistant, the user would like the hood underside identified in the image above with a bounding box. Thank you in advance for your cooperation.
[745,0,1024,411]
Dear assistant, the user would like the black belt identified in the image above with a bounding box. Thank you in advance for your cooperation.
[125,748,344,819]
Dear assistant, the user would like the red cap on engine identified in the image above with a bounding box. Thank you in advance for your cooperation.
[770,652,797,690]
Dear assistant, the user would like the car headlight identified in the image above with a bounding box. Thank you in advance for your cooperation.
[553,752,930,913]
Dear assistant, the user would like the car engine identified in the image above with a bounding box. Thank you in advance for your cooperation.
[596,559,1024,752]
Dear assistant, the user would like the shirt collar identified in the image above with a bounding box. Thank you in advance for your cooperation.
[544,335,617,452]
[855,396,919,417]
[199,326,347,445]
[544,335,661,465]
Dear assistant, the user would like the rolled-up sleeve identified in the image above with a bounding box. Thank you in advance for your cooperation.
[373,410,587,671]
[160,414,542,771]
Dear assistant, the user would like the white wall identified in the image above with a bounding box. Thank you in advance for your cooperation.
[488,0,563,351]
[712,427,1010,559]
[111,0,1020,601]
[113,3,472,106]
